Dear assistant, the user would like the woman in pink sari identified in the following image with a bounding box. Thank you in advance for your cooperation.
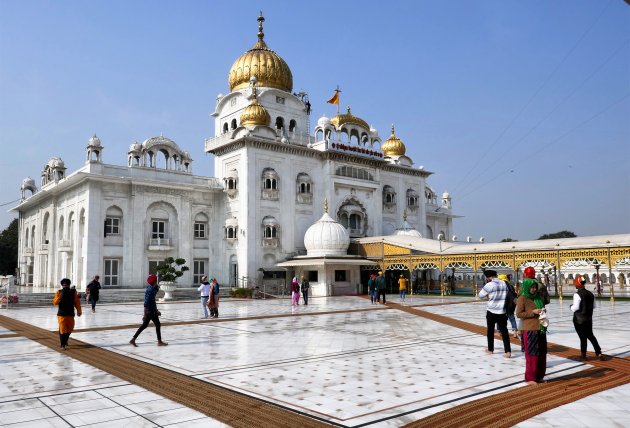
[291,276,300,306]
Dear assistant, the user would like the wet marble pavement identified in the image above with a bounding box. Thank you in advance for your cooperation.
[1,295,628,427]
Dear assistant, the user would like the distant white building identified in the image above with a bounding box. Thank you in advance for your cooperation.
[12,13,456,294]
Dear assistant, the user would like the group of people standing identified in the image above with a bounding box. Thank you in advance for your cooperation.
[290,276,310,306]
[197,275,220,319]
[479,267,604,385]
[367,271,387,304]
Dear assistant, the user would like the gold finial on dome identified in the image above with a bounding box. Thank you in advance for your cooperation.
[324,198,328,214]
[382,123,406,156]
[228,12,293,93]
[403,207,407,222]
[257,11,265,42]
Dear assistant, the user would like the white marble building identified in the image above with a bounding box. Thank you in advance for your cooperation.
[12,13,455,292]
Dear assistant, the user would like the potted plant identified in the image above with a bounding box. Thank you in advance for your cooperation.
[155,257,189,300]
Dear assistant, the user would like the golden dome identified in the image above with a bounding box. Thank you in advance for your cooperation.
[330,106,370,130]
[382,124,406,156]
[228,13,293,93]
[240,98,271,127]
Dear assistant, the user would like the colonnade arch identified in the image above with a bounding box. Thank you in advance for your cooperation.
[359,240,630,299]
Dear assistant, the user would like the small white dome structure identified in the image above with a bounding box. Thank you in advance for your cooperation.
[304,199,350,257]
[393,209,422,238]
[317,115,331,128]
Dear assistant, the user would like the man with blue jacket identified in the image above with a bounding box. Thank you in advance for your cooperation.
[129,274,168,347]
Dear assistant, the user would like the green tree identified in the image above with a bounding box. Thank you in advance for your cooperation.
[538,230,577,240]
[155,257,189,283]
[0,218,18,275]
[500,238,518,242]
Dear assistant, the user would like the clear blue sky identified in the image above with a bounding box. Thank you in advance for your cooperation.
[1,0,628,241]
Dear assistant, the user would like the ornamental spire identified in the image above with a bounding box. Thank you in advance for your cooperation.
[403,207,407,222]
[257,11,265,42]
[324,198,328,214]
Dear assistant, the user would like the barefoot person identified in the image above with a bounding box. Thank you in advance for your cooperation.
[130,274,168,347]
[516,272,548,384]
[52,278,82,350]
[571,275,603,361]
[85,275,101,313]
[478,270,512,358]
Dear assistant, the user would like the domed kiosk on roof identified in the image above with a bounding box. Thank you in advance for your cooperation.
[382,124,406,157]
[393,209,422,238]
[304,199,350,257]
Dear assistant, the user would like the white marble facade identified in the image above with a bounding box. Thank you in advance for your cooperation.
[12,14,455,292]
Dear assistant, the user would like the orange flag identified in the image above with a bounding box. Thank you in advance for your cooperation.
[327,90,340,105]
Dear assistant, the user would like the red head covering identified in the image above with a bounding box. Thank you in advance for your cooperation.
[573,275,585,288]
[147,274,158,285]
[523,267,536,279]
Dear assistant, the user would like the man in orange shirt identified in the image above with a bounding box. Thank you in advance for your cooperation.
[52,278,82,350]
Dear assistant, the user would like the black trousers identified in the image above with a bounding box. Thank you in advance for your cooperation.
[59,332,71,347]
[378,289,386,303]
[486,311,511,353]
[573,319,601,355]
[133,313,162,341]
[302,290,308,305]
[89,296,98,310]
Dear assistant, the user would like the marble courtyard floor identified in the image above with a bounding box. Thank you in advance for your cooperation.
[0,295,628,427]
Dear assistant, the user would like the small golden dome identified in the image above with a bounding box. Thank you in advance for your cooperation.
[382,124,406,156]
[240,99,271,127]
[228,13,293,93]
[330,106,370,130]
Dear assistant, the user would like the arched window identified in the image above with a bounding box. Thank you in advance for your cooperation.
[289,119,296,132]
[223,169,238,198]
[275,117,284,130]
[194,212,208,239]
[265,178,277,190]
[296,173,312,203]
[316,129,324,141]
[224,218,237,240]
[407,189,419,208]
[262,168,279,200]
[24,229,29,248]
[383,186,396,206]
[262,216,279,247]
[337,198,367,237]
[231,118,237,130]
[350,129,360,145]
[58,216,64,244]
[105,206,123,236]
[223,123,229,133]
[42,212,50,244]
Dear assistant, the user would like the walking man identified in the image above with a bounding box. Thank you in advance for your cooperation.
[53,278,82,350]
[85,275,101,313]
[130,274,168,347]
[376,271,386,304]
[571,275,603,360]
[478,270,511,358]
